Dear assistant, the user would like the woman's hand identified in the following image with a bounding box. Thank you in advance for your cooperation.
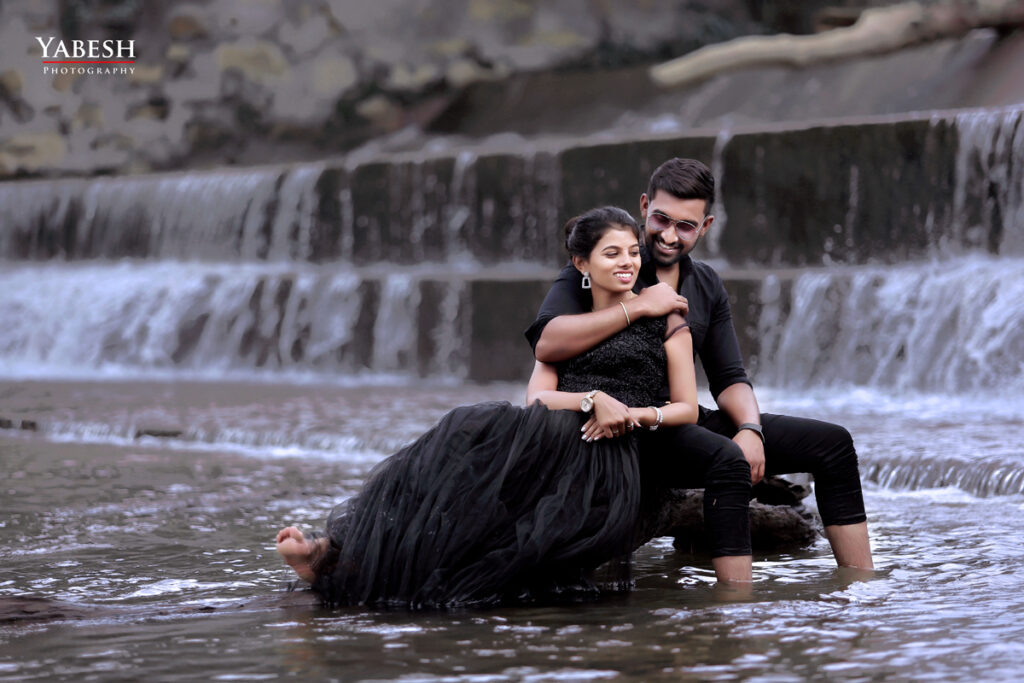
[581,392,640,441]
[627,406,658,429]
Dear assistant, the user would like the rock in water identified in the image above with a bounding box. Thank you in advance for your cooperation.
[635,476,820,553]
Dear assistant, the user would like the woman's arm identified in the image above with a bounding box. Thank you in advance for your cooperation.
[629,324,699,428]
[526,360,639,436]
[525,360,585,409]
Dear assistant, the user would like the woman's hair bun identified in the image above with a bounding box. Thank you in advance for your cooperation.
[564,206,640,259]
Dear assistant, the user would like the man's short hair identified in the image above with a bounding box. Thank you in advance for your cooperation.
[646,158,715,213]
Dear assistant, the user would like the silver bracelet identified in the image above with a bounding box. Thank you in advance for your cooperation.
[647,406,663,431]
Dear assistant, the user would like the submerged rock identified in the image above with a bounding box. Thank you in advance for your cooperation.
[0,416,38,432]
[0,596,112,624]
[135,426,185,439]
[0,593,317,624]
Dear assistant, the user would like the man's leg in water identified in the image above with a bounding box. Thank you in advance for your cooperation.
[701,411,874,569]
[276,526,330,582]
[639,425,754,583]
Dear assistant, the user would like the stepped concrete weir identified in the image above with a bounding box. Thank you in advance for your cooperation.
[1,107,1022,386]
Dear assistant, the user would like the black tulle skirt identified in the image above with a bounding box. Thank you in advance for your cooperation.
[312,401,642,609]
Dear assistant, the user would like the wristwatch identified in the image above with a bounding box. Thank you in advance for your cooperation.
[737,422,766,447]
[580,390,599,413]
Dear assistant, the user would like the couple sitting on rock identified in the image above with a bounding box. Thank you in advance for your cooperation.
[276,157,873,608]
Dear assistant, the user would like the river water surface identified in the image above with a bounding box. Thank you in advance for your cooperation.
[2,380,1023,681]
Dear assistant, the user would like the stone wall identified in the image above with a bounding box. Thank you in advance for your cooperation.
[0,0,761,178]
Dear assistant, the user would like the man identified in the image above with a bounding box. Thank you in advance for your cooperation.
[525,158,872,582]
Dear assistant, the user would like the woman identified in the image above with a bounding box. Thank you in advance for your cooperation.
[275,206,698,608]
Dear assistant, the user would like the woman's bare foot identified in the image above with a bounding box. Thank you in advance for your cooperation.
[276,526,329,583]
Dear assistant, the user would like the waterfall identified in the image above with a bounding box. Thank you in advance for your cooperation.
[753,258,1024,395]
[0,151,563,266]
[1,108,1022,386]
[0,145,566,382]
[755,258,1024,393]
[953,108,1024,256]
[707,127,731,258]
[0,168,291,261]
[0,262,469,380]
[863,454,1024,498]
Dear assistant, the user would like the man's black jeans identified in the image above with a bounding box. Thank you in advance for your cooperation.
[639,410,867,557]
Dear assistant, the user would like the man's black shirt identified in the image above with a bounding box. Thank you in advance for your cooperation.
[524,255,751,400]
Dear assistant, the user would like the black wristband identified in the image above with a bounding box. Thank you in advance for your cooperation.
[737,422,766,447]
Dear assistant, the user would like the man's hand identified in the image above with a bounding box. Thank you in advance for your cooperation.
[631,282,688,319]
[582,392,639,442]
[733,429,765,484]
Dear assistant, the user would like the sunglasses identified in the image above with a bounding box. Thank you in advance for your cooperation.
[646,211,708,238]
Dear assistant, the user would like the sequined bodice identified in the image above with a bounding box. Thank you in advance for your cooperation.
[556,316,667,407]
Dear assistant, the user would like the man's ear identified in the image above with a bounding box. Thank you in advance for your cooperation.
[701,214,715,234]
[639,193,649,221]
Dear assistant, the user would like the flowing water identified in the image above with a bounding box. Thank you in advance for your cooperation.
[2,380,1024,681]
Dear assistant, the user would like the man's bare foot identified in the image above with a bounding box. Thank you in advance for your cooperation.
[276,526,329,583]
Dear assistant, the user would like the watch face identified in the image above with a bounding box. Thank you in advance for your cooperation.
[580,396,594,413]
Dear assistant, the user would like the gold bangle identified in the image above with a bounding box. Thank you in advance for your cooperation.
[619,301,631,326]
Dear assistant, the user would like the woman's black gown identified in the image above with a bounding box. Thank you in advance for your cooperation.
[313,316,668,608]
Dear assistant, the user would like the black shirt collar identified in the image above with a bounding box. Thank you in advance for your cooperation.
[639,253,694,293]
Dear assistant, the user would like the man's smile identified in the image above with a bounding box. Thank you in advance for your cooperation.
[652,234,680,252]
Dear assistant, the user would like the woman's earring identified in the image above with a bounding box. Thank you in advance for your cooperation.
[581,271,591,290]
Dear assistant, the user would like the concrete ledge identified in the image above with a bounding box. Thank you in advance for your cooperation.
[718,117,960,266]
[4,109,1019,266]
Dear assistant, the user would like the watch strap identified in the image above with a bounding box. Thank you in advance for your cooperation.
[737,422,766,447]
